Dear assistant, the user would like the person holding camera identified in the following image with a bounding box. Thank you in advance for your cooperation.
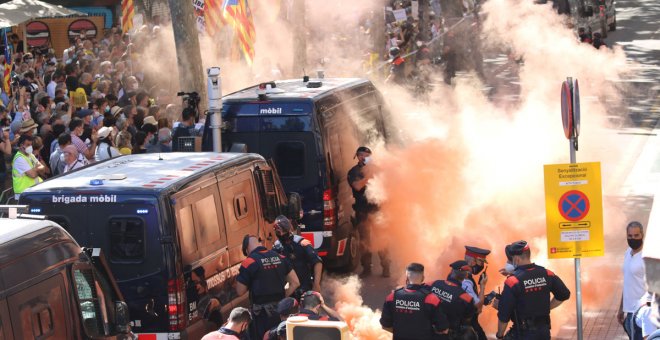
[429,260,477,339]
[463,246,490,340]
[171,107,197,152]
[495,241,570,340]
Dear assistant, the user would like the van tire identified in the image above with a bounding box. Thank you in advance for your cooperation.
[337,230,360,273]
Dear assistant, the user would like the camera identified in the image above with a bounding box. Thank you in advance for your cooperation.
[11,75,20,88]
[484,290,501,306]
[177,91,200,110]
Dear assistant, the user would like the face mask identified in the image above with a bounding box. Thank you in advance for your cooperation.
[50,103,56,110]
[472,264,484,275]
[24,145,33,154]
[93,110,101,118]
[105,106,110,113]
[627,238,643,250]
[32,128,37,135]
[363,156,371,164]
[504,263,516,274]
[132,83,139,90]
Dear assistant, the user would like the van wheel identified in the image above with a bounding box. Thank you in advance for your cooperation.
[337,230,360,273]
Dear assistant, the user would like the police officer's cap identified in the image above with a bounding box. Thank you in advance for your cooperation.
[273,215,293,232]
[277,297,299,316]
[449,260,471,272]
[406,262,424,273]
[465,246,490,262]
[504,244,513,261]
[508,240,530,256]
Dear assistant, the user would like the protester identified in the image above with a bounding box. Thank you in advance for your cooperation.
[201,307,252,340]
[12,135,44,199]
[619,221,647,340]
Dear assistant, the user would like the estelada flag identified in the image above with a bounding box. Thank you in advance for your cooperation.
[121,0,135,34]
[3,63,11,96]
[222,0,256,65]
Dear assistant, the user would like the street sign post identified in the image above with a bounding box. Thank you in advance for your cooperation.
[544,162,604,259]
[544,77,600,340]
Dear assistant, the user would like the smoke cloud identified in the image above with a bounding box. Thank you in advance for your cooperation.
[141,0,634,337]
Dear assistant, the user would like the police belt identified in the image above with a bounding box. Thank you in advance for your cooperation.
[251,302,278,318]
[512,315,550,331]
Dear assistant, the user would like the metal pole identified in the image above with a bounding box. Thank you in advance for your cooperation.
[570,135,583,340]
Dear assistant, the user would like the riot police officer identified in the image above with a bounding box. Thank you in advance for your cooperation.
[272,215,323,294]
[236,235,300,339]
[348,146,390,277]
[385,47,407,86]
[429,260,477,339]
[380,263,449,339]
[464,246,490,340]
[496,241,571,340]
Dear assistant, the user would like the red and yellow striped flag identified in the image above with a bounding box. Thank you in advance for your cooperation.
[121,0,135,34]
[3,63,11,96]
[222,0,256,65]
[205,0,224,37]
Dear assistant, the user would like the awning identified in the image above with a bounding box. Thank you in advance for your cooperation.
[0,0,86,28]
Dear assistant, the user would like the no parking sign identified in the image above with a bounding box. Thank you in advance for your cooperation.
[544,162,604,258]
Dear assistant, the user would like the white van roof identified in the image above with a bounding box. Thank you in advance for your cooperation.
[0,218,63,245]
[25,152,250,192]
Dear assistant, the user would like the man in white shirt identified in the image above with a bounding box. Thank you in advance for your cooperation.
[619,221,647,340]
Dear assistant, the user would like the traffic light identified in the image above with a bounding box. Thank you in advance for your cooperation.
[286,316,349,340]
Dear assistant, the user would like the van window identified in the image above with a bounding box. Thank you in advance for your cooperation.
[179,205,197,259]
[194,194,223,247]
[274,141,305,177]
[109,218,145,262]
[73,268,108,338]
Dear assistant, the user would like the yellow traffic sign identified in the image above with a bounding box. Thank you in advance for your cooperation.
[544,162,604,258]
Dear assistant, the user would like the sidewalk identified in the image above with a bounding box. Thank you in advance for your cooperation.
[556,283,628,339]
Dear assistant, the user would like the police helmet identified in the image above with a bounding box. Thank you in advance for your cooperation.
[389,46,401,58]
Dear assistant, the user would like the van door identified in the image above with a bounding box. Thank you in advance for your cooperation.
[8,274,72,339]
[172,176,231,335]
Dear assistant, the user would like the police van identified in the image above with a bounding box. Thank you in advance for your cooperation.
[539,0,616,37]
[202,78,395,271]
[18,152,301,339]
[0,207,132,339]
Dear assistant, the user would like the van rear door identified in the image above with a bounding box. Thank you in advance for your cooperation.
[222,101,324,236]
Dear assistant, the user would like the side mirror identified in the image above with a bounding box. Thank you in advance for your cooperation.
[115,301,131,334]
[286,192,302,221]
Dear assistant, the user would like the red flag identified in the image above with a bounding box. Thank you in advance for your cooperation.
[3,63,11,96]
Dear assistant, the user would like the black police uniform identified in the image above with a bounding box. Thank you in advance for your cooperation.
[429,278,476,338]
[464,246,490,340]
[273,234,322,293]
[237,246,293,339]
[390,56,407,85]
[295,308,340,321]
[347,161,390,274]
[380,284,448,340]
[497,264,571,339]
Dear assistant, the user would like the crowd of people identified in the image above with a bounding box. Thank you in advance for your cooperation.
[0,23,201,199]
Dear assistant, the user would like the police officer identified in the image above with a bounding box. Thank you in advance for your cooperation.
[263,297,299,340]
[348,146,390,277]
[496,241,571,340]
[236,235,300,339]
[295,290,343,321]
[464,246,490,340]
[385,47,407,85]
[380,263,449,339]
[272,215,323,294]
[429,261,477,339]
